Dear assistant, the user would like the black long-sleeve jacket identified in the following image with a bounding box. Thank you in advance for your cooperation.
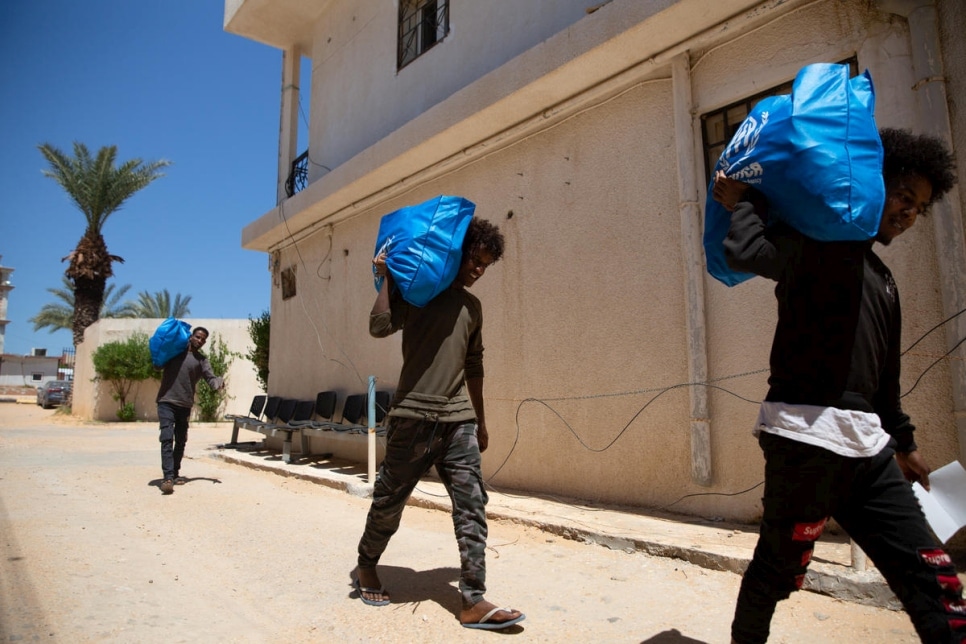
[723,201,916,452]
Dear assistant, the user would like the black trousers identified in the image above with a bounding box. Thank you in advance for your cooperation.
[158,402,190,480]
[732,432,966,643]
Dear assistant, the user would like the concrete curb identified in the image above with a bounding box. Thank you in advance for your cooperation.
[0,397,38,404]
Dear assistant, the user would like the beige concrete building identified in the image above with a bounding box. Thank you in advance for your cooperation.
[0,353,60,389]
[224,0,966,522]
[72,318,260,423]
[0,256,13,356]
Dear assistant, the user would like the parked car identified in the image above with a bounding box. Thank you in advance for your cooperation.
[37,380,72,409]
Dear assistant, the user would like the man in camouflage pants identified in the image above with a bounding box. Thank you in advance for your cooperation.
[355,218,525,630]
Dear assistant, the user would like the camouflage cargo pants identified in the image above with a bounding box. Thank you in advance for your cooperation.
[357,416,489,606]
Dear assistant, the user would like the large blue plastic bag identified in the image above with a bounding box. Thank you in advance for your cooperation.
[149,318,191,368]
[372,195,475,306]
[703,63,885,287]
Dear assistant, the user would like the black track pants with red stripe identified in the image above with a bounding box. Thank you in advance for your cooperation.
[731,432,965,643]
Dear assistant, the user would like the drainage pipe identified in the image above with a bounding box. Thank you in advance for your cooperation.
[672,53,712,487]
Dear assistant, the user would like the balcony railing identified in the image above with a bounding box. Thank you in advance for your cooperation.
[285,150,309,198]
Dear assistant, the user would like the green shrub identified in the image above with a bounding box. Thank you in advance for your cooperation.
[196,333,238,422]
[246,310,270,392]
[116,402,136,422]
[91,332,154,420]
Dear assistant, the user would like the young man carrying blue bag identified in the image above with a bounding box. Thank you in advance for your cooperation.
[715,128,964,643]
[353,217,525,631]
[155,326,224,495]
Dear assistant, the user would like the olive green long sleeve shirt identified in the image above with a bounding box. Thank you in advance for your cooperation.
[370,286,484,422]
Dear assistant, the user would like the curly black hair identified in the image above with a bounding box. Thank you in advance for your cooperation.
[463,217,505,262]
[880,128,957,205]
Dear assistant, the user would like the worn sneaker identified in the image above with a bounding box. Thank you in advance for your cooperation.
[174,477,188,486]
[161,479,175,494]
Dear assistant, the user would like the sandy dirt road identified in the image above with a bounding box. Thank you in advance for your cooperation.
[0,402,921,643]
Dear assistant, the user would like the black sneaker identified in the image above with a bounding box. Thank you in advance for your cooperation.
[174,477,188,486]
[161,480,175,494]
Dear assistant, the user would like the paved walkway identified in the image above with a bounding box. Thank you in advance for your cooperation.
[217,425,903,611]
[4,410,927,643]
[5,396,960,615]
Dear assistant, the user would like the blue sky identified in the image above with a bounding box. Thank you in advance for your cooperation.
[0,1,307,356]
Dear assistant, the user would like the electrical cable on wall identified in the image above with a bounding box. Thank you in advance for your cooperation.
[276,174,966,508]
[271,106,966,512]
[277,198,365,386]
[481,311,965,512]
[276,180,965,509]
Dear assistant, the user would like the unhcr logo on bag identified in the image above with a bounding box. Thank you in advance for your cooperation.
[731,162,764,183]
[720,111,770,180]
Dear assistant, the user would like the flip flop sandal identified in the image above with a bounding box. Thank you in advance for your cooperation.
[352,578,390,606]
[461,607,526,630]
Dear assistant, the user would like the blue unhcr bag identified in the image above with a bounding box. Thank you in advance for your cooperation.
[703,63,885,286]
[373,195,476,306]
[149,318,191,368]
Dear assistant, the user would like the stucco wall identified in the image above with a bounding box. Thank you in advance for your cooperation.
[243,0,965,522]
[938,0,966,235]
[73,319,260,423]
[307,0,598,175]
[270,79,699,508]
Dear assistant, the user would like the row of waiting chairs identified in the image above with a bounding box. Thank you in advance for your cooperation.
[226,390,391,463]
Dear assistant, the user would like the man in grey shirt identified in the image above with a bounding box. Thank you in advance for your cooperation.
[354,218,525,630]
[156,326,223,494]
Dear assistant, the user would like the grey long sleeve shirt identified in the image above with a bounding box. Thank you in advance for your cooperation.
[156,349,223,409]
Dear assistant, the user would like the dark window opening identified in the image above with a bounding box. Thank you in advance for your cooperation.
[281,265,297,300]
[398,0,449,70]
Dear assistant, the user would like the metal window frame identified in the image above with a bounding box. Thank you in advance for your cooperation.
[285,150,309,198]
[397,0,450,70]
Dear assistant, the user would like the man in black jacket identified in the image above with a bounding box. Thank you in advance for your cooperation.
[714,128,963,643]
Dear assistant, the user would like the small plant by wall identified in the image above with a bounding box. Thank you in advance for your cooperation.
[246,310,270,392]
[196,333,238,422]
[116,402,136,422]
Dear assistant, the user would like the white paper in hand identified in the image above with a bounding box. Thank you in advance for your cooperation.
[912,460,966,543]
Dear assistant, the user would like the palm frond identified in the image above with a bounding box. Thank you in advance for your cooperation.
[127,288,192,318]
[39,141,171,234]
[28,277,134,331]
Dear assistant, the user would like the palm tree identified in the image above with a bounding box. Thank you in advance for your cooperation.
[125,289,192,319]
[38,142,170,346]
[29,278,134,333]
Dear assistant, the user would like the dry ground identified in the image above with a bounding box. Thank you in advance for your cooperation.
[0,401,931,643]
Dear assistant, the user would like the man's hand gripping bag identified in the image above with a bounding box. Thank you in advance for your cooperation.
[373,195,475,306]
[703,63,885,286]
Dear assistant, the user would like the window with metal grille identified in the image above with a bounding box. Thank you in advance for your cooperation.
[700,58,858,182]
[398,0,449,70]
